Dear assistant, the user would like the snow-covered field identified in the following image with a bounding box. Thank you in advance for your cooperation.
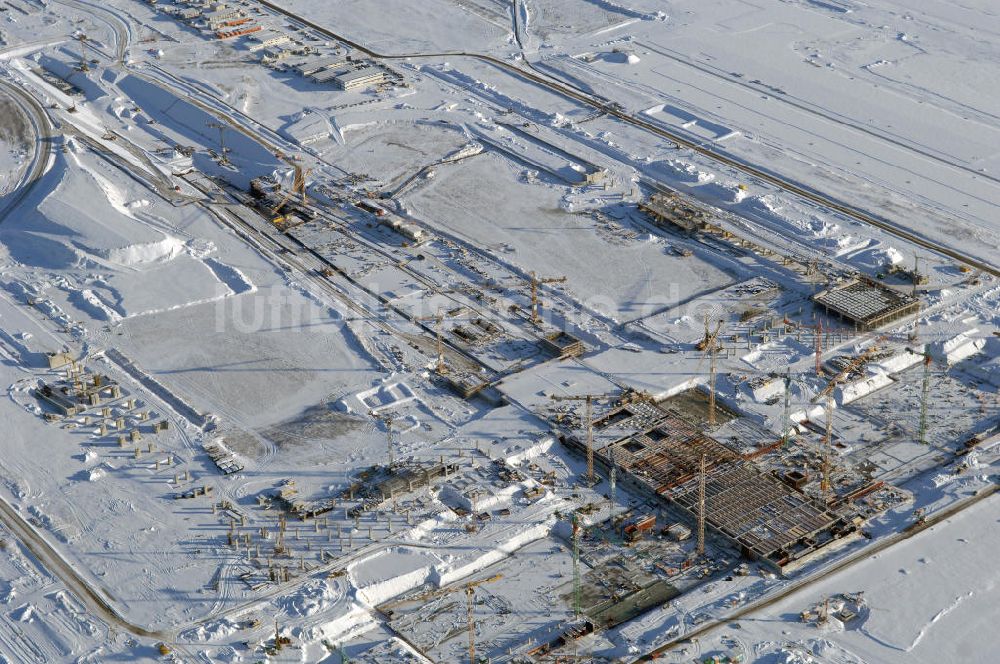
[0,0,996,662]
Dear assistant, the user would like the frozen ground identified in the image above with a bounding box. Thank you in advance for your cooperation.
[0,0,996,662]
[0,95,33,195]
[667,494,1000,664]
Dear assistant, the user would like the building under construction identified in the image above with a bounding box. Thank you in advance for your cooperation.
[541,331,585,359]
[560,393,858,571]
[812,277,919,330]
[639,191,711,233]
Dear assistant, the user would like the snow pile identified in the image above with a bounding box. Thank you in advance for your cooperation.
[503,435,555,465]
[969,351,1000,388]
[186,238,217,260]
[874,245,904,266]
[931,330,985,365]
[650,157,716,184]
[700,180,749,203]
[349,547,438,607]
[431,518,552,587]
[746,374,785,402]
[278,578,342,618]
[104,235,185,266]
[75,289,122,322]
[11,603,34,622]
[355,379,417,413]
[838,371,894,404]
[872,348,923,374]
[439,480,525,513]
[0,580,15,604]
[356,637,427,663]
[303,601,376,643]
[180,617,242,642]
[85,466,107,482]
[773,648,819,664]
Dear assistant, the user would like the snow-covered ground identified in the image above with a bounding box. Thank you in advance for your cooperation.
[668,493,1000,664]
[0,0,996,662]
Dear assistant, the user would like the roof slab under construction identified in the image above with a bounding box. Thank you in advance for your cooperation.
[811,278,920,330]
[565,395,854,570]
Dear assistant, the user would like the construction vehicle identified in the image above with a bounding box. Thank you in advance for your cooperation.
[528,272,567,324]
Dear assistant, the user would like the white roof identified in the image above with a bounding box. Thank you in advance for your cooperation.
[335,67,385,83]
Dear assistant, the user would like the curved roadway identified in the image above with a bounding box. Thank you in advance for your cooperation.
[0,79,53,224]
[0,495,166,639]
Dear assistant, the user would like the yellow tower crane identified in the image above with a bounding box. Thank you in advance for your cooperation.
[380,574,502,664]
[528,272,567,324]
[549,393,620,485]
[696,318,724,427]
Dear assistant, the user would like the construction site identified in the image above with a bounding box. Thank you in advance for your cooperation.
[0,0,997,662]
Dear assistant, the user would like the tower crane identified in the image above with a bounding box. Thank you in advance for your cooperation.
[464,576,503,664]
[810,338,886,504]
[549,392,621,484]
[571,513,582,620]
[378,574,502,664]
[696,454,707,556]
[906,345,934,447]
[821,394,834,505]
[76,34,89,72]
[696,318,724,427]
[529,272,567,324]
